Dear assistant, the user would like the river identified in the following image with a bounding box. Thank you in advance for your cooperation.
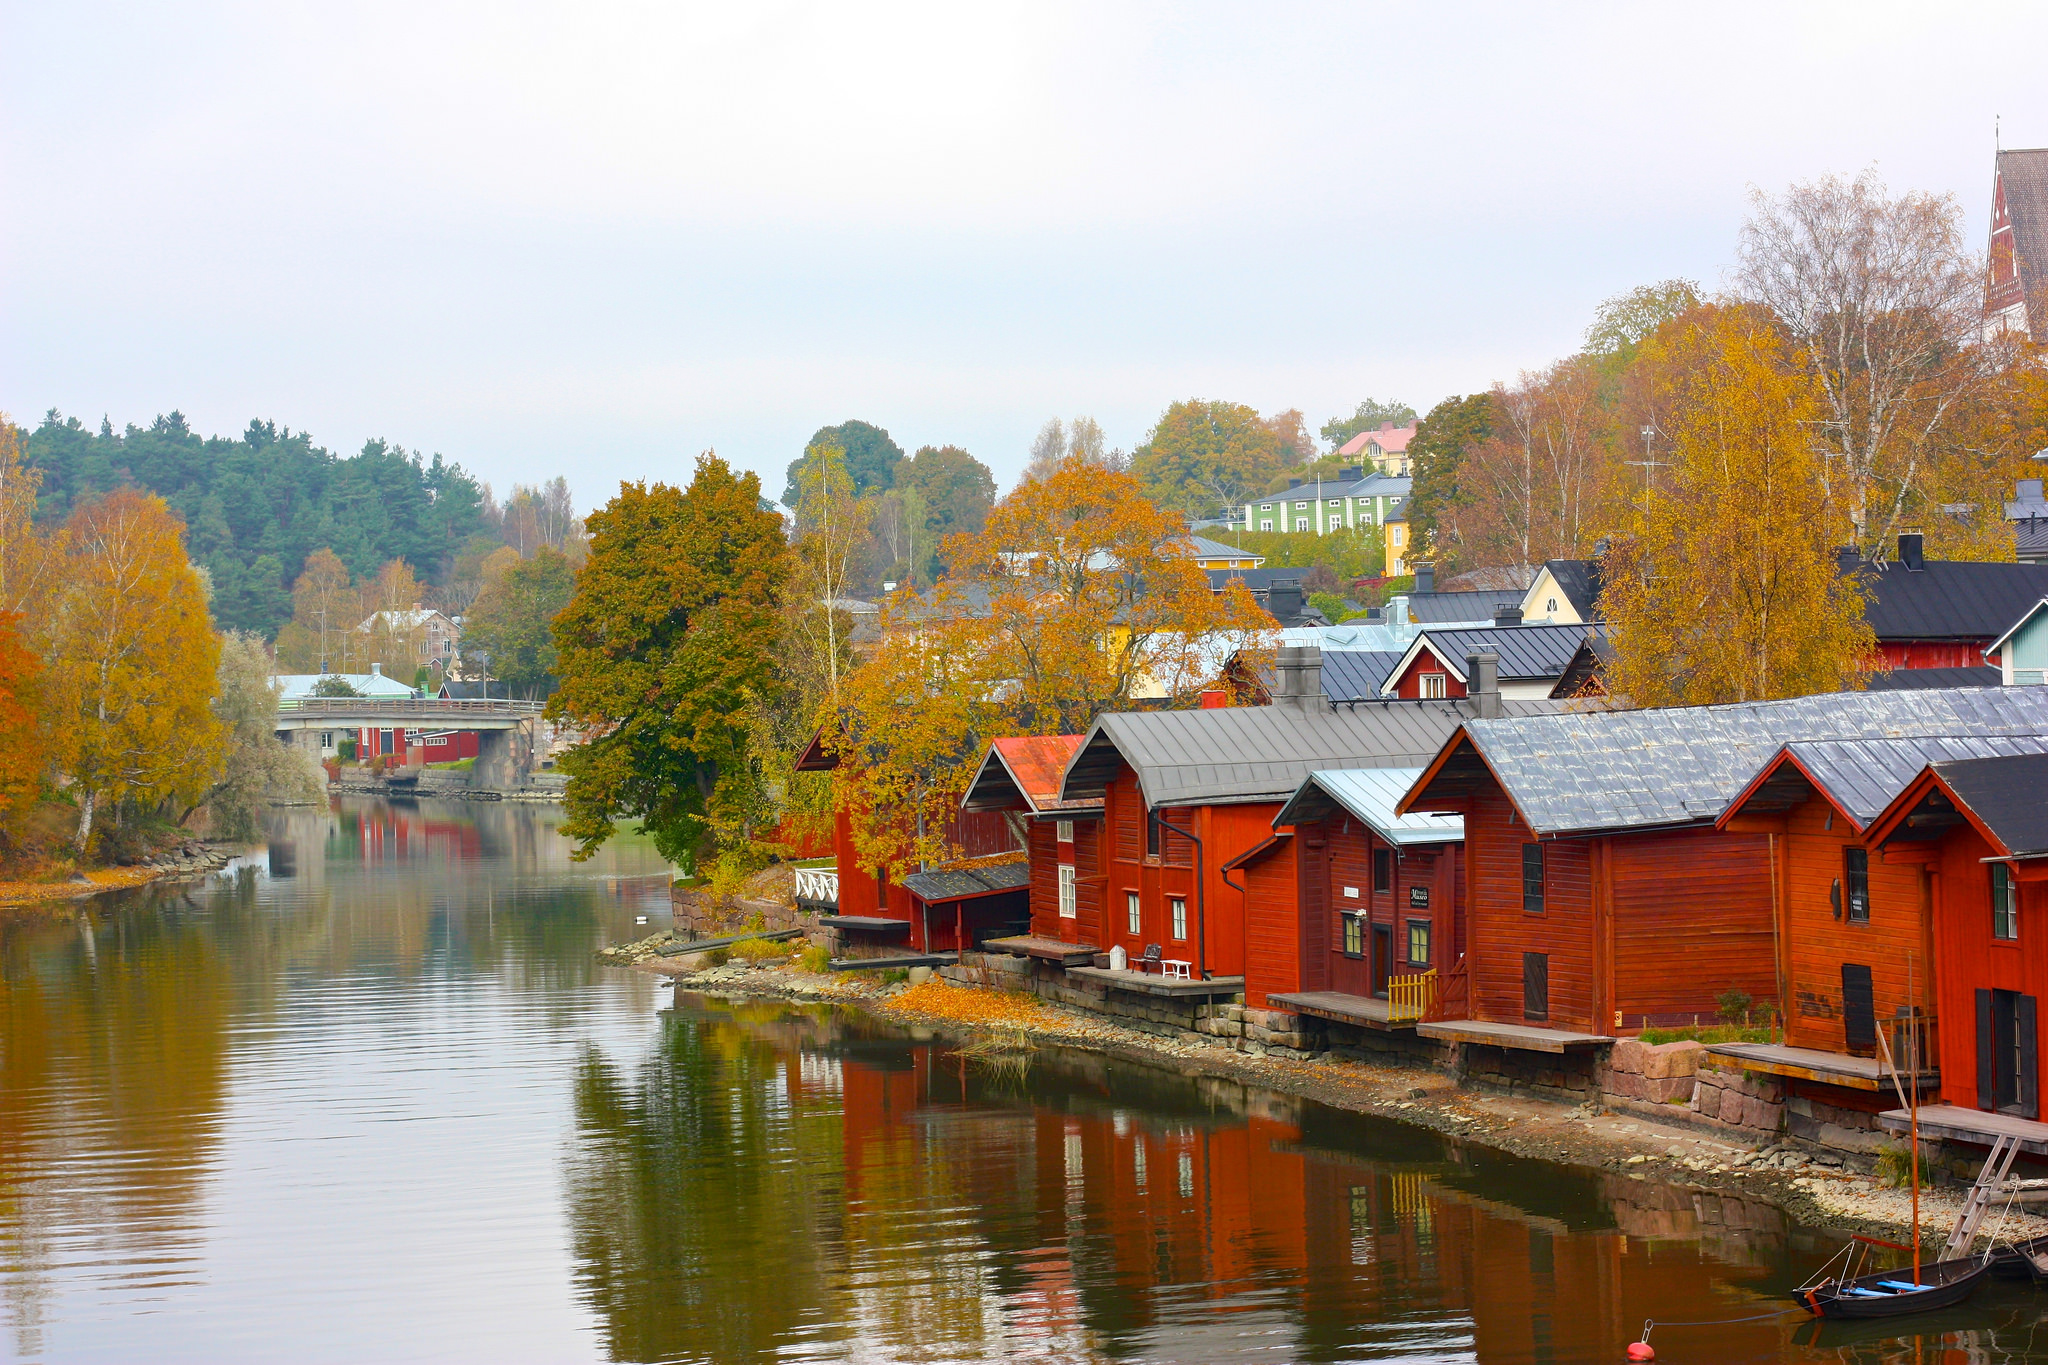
[5,797,2048,1364]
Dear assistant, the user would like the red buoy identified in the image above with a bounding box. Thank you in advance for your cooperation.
[1626,1343,1655,1362]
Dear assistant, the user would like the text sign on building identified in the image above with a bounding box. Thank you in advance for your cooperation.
[1409,886,1430,909]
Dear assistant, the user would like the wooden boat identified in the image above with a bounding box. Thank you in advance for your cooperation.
[1986,1233,2048,1280]
[1791,1256,1991,1320]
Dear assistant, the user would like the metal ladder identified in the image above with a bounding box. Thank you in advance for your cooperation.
[1944,1134,2022,1258]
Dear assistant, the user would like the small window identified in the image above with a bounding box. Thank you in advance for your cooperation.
[1342,913,1364,957]
[1293,501,1308,510]
[1170,897,1187,941]
[1372,848,1393,894]
[1146,810,1161,858]
[1295,518,1309,532]
[1058,864,1077,918]
[1259,520,1273,531]
[1546,597,1558,614]
[1126,891,1141,935]
[1328,499,1341,507]
[1994,864,2020,941]
[1522,843,1545,915]
[1844,847,1871,924]
[1260,503,1272,511]
[1420,673,1447,700]
[1056,819,1074,844]
[1407,919,1431,966]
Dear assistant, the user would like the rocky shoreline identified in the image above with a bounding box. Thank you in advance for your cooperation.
[0,840,236,911]
[612,944,2047,1252]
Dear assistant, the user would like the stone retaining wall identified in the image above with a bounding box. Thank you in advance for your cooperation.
[1685,1059,1786,1140]
[1458,1044,1600,1104]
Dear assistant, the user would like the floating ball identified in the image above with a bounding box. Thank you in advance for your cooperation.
[1626,1343,1655,1362]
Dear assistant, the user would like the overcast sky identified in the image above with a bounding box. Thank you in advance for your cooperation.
[3,2,2043,512]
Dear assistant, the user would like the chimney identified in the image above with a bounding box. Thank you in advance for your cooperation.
[1836,546,1862,573]
[1414,562,1434,594]
[1289,645,1325,711]
[1198,689,1228,709]
[1899,530,1925,572]
[319,658,330,675]
[370,662,383,676]
[1467,651,1501,720]
[1289,477,1303,489]
[1340,466,1363,481]
[2020,479,2045,504]
[1379,420,1395,432]
[1267,578,1305,624]
[1269,645,1298,703]
[1494,604,1523,627]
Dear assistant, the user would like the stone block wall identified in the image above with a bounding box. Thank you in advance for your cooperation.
[1457,1044,1599,1104]
[1685,1059,1785,1139]
[1599,1038,1706,1106]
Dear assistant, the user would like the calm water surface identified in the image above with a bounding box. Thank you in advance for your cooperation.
[6,797,2048,1364]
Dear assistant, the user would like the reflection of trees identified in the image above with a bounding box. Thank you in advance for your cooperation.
[562,1012,850,1363]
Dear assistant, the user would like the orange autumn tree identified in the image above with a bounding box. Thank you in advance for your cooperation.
[1601,304,1874,706]
[45,488,226,849]
[831,457,1273,876]
[0,612,45,838]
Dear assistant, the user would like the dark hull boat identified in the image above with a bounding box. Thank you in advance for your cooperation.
[1791,1257,1991,1320]
[1987,1234,2048,1279]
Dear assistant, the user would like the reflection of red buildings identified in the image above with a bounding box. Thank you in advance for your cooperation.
[341,805,485,861]
[818,1038,1784,1361]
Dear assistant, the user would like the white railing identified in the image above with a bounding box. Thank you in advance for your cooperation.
[277,698,545,716]
[793,867,839,905]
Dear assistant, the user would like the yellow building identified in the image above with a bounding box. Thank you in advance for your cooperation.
[1182,534,1267,572]
[1384,517,1410,577]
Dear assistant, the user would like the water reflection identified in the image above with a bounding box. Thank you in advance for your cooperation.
[14,796,2048,1362]
[566,994,1827,1364]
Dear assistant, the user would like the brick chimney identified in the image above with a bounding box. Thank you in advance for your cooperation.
[1414,562,1434,594]
[1494,604,1523,626]
[1267,578,1305,624]
[1899,530,1925,571]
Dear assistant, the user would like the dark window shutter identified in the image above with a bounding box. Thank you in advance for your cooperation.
[1841,964,1876,1054]
[1979,988,1997,1111]
[1523,952,1549,1021]
[2021,994,2040,1120]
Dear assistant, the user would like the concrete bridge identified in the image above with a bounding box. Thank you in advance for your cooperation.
[277,698,547,787]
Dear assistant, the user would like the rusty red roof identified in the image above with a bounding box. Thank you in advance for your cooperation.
[960,735,1096,813]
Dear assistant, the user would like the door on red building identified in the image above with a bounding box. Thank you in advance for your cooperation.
[1371,925,1391,997]
[1978,988,2039,1119]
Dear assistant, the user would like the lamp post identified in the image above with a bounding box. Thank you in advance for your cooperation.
[474,650,491,702]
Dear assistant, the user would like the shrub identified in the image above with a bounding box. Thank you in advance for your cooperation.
[1717,989,1753,1024]
[797,943,831,973]
[729,936,788,963]
[1875,1141,1931,1189]
[699,946,731,967]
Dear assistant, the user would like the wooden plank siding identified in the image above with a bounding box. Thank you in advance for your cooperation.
[1919,825,2048,1111]
[1098,761,1276,978]
[1028,820,1061,938]
[1242,837,1300,1008]
[1073,817,1102,946]
[1465,787,1599,1031]
[1608,830,1778,1030]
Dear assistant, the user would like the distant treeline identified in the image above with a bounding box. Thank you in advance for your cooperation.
[20,410,501,638]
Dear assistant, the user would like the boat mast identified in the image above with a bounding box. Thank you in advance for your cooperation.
[1910,951,1920,1285]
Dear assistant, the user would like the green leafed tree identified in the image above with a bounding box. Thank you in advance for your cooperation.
[462,545,576,699]
[896,444,995,579]
[1320,398,1418,451]
[1405,393,1499,571]
[192,632,325,837]
[780,419,904,507]
[549,455,791,868]
[1130,400,1294,518]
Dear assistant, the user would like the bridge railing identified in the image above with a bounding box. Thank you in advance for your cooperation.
[277,698,546,717]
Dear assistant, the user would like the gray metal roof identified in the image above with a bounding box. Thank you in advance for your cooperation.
[1272,768,1465,845]
[1935,752,2048,857]
[1061,697,1577,808]
[1768,735,2048,828]
[1420,687,2048,837]
[1321,650,1405,701]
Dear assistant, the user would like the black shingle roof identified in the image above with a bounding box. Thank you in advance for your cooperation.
[1859,560,2048,642]
[900,862,1031,903]
[1933,750,2048,857]
[1864,666,2002,691]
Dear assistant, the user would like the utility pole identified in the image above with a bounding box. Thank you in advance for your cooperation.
[1626,424,1663,524]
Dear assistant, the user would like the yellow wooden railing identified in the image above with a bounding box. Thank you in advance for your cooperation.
[1389,969,1438,1023]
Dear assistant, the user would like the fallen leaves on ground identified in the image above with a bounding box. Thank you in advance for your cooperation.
[886,977,1056,1030]
[0,866,161,907]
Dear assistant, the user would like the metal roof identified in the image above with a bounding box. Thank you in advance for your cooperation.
[1061,697,1577,808]
[900,862,1031,903]
[1934,751,2048,857]
[1382,623,1598,692]
[1416,687,2048,837]
[961,735,1094,813]
[1407,590,1518,624]
[1320,650,1405,701]
[1525,560,1601,619]
[1760,735,2048,828]
[1272,768,1465,845]
[1859,561,2048,642]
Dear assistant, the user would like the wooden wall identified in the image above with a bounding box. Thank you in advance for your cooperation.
[1609,829,1777,1030]
[1027,816,1101,946]
[1465,787,1597,1030]
[1243,836,1300,1008]
[1926,825,2048,1110]
[1098,763,1275,977]
[1766,798,1927,1053]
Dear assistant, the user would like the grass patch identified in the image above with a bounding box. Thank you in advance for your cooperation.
[795,943,830,973]
[1637,1024,1775,1046]
[428,757,475,771]
[728,936,792,963]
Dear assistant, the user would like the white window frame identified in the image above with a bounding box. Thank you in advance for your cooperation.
[1058,864,1078,918]
[1260,520,1273,531]
[1293,500,1308,509]
[1420,672,1447,700]
[1171,896,1187,940]
[1295,518,1309,532]
[1055,819,1074,843]
[1126,890,1142,935]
